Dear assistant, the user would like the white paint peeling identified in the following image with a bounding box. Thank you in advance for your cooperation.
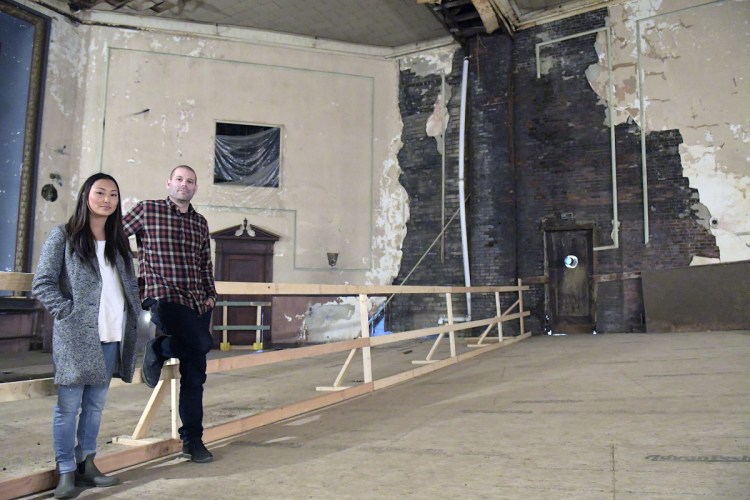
[425,91,450,146]
[399,47,454,76]
[366,134,409,285]
[729,124,750,143]
[46,23,88,116]
[588,0,750,263]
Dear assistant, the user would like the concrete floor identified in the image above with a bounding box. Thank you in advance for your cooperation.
[2,330,750,499]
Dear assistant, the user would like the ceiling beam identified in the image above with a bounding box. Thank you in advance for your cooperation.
[470,0,500,34]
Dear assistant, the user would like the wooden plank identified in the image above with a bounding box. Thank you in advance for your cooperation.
[495,291,503,340]
[215,301,271,307]
[0,377,56,402]
[2,272,527,297]
[501,310,530,322]
[205,338,369,374]
[377,357,457,389]
[213,325,269,331]
[359,294,373,384]
[0,374,143,403]
[131,379,170,439]
[222,305,228,345]
[0,439,181,499]
[170,364,178,439]
[518,279,525,336]
[473,322,496,345]
[446,293,456,357]
[422,333,445,362]
[331,348,358,388]
[369,316,500,346]
[202,383,374,443]
[0,272,34,292]
[255,305,263,345]
[215,281,526,296]
[376,332,531,391]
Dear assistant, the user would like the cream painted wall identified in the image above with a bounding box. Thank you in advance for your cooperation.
[26,5,410,291]
[587,0,750,263]
[18,2,419,343]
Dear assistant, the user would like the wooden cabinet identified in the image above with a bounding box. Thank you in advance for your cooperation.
[211,221,278,346]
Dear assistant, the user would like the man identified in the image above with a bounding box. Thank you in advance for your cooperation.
[123,165,217,463]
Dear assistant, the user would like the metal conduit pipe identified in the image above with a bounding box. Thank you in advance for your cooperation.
[458,56,472,321]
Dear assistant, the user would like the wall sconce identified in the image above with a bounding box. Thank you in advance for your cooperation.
[327,252,339,268]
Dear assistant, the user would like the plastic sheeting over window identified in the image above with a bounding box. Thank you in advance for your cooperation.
[214,127,280,187]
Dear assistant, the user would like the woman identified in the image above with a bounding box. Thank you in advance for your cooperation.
[32,173,140,499]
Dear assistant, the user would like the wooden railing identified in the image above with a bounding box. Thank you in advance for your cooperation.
[0,272,531,498]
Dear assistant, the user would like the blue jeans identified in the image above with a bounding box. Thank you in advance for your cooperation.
[53,342,119,474]
[149,301,213,443]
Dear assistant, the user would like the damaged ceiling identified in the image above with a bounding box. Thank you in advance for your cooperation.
[66,0,620,47]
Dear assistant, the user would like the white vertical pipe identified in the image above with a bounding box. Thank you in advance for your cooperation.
[458,56,472,320]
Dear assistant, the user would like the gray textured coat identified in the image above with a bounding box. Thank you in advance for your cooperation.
[32,225,141,385]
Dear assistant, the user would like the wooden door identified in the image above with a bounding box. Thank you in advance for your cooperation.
[211,223,279,346]
[545,229,594,334]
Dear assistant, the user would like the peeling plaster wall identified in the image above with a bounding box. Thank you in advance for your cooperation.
[23,2,89,268]
[23,5,410,298]
[587,0,750,262]
[90,29,405,287]
[16,4,416,344]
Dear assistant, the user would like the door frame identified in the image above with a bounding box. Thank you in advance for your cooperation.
[543,222,596,334]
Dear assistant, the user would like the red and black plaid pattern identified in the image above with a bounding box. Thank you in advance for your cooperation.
[123,198,216,315]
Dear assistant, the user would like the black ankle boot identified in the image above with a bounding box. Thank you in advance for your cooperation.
[54,469,75,499]
[75,454,121,487]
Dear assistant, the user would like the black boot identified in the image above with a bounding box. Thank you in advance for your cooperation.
[54,469,75,499]
[75,454,121,487]
[182,439,214,463]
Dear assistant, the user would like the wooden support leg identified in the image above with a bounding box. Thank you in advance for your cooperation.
[316,348,357,392]
[447,292,456,357]
[359,294,373,384]
[254,305,263,350]
[130,379,169,440]
[468,323,495,347]
[114,358,179,445]
[495,291,503,341]
[170,360,178,439]
[518,279,526,335]
[414,333,444,364]
[414,292,455,363]
[220,305,230,351]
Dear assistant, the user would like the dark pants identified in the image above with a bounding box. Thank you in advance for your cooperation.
[149,301,213,442]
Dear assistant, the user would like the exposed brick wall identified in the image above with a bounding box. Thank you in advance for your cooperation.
[391,8,718,336]
[389,50,470,333]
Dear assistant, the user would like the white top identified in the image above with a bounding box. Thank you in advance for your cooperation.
[96,241,125,343]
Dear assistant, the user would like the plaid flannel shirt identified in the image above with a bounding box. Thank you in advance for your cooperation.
[123,198,216,315]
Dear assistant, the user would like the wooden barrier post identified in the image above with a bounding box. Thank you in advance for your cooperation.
[359,294,373,384]
[221,304,229,350]
[495,291,503,341]
[446,292,456,357]
[518,279,526,335]
[170,360,179,439]
[254,304,263,350]
[316,348,357,392]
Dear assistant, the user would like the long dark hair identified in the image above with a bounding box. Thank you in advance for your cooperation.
[65,173,132,269]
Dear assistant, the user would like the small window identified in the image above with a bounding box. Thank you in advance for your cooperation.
[214,122,280,187]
